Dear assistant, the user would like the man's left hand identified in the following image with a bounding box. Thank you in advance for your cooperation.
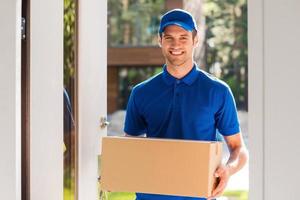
[207,164,231,200]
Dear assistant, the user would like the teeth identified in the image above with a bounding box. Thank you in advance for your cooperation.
[170,51,183,55]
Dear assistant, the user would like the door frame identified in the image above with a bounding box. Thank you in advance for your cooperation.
[0,0,22,199]
[248,0,264,199]
[29,0,63,199]
[21,0,31,199]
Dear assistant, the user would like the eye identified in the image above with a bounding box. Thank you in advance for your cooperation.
[180,36,188,40]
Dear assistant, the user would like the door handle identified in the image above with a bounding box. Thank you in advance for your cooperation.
[100,117,110,129]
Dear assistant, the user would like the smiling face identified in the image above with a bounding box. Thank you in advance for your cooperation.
[159,25,198,69]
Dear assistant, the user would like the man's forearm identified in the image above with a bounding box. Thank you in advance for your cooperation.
[226,145,248,175]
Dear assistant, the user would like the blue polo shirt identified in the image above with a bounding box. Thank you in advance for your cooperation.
[124,64,240,200]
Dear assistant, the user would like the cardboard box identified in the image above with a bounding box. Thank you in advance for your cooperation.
[100,136,222,198]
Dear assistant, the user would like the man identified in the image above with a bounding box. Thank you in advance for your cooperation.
[124,9,248,200]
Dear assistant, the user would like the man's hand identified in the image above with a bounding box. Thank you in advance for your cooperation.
[207,133,249,200]
[207,164,232,200]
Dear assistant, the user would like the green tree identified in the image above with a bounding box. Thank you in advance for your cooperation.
[204,0,248,110]
[108,0,165,46]
[64,0,76,86]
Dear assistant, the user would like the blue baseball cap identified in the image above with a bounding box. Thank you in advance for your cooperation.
[159,9,198,34]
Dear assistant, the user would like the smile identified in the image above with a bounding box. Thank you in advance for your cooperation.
[169,51,184,56]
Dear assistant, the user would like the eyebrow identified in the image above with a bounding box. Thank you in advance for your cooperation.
[163,33,189,37]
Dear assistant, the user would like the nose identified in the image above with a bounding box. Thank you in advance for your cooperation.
[170,39,180,48]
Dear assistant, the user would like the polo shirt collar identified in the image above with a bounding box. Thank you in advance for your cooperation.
[162,64,199,86]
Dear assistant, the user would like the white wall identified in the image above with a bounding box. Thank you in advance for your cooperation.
[30,0,63,199]
[249,0,300,199]
[0,0,21,199]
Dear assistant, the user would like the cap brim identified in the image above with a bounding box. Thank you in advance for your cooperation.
[160,21,194,33]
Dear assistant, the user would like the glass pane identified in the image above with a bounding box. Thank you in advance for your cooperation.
[63,0,77,199]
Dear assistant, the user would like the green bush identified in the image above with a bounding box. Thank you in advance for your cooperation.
[102,191,248,200]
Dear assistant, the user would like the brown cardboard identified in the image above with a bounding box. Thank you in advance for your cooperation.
[100,136,222,198]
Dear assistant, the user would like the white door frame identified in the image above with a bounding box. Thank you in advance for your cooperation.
[30,0,64,199]
[249,0,300,199]
[248,0,264,199]
[77,0,107,199]
[0,0,22,199]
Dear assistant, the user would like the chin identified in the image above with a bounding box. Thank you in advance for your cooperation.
[170,59,186,66]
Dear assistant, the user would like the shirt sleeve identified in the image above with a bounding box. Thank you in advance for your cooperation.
[124,87,147,136]
[215,86,240,136]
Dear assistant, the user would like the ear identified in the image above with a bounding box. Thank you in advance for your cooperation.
[193,33,199,47]
[158,34,162,48]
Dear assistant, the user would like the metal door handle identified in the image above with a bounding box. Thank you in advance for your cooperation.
[100,117,110,129]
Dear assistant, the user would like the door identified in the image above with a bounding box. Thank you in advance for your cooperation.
[0,0,107,199]
[77,0,107,199]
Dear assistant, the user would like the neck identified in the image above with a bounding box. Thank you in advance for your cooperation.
[166,60,194,79]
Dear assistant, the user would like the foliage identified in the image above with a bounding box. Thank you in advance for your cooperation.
[224,190,248,200]
[104,191,248,200]
[108,0,165,46]
[64,0,76,86]
[64,166,75,200]
[64,187,74,200]
[63,0,76,200]
[204,0,248,110]
[107,192,136,200]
